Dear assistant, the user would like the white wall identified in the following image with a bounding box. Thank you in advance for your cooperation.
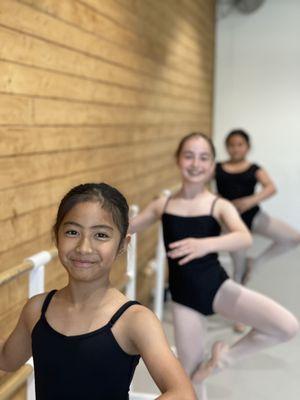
[213,0,300,228]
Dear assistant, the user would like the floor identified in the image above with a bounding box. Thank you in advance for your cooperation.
[131,239,300,399]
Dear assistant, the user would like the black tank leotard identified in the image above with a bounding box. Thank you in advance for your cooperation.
[162,198,229,316]
[215,162,261,229]
[32,290,140,400]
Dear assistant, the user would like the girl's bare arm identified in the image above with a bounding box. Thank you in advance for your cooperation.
[128,307,196,400]
[0,294,45,371]
[129,196,167,234]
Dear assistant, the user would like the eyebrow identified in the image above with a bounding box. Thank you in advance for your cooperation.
[63,221,113,231]
[182,150,211,155]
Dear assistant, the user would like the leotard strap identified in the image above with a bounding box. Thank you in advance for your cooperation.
[210,196,219,216]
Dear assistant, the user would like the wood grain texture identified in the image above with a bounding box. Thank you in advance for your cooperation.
[0,0,215,396]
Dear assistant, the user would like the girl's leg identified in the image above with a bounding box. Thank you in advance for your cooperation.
[172,302,213,399]
[230,248,248,284]
[250,211,300,272]
[172,302,207,375]
[211,279,299,370]
[229,250,249,332]
[222,222,248,284]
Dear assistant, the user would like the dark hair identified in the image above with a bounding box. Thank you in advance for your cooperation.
[175,132,216,160]
[225,129,250,146]
[53,183,129,247]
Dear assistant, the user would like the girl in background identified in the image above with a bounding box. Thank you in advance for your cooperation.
[215,129,300,286]
[130,133,298,399]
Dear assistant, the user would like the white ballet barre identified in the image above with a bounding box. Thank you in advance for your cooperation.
[130,393,157,400]
[127,204,139,300]
[153,189,171,320]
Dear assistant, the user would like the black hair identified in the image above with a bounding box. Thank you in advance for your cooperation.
[175,132,216,159]
[225,129,250,146]
[53,183,129,247]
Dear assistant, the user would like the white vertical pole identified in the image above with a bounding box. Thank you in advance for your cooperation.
[153,223,166,320]
[26,358,35,400]
[126,205,139,300]
[26,250,53,400]
[28,266,45,299]
[154,189,171,320]
[27,251,52,298]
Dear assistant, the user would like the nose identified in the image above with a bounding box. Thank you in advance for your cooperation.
[191,158,200,168]
[76,236,93,254]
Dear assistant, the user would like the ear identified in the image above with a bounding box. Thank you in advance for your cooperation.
[118,234,131,255]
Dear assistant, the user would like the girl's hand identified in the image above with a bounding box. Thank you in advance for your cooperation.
[167,238,210,265]
[232,196,254,213]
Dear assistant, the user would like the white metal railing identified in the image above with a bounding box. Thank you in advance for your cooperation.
[126,204,139,300]
[130,393,158,400]
[153,189,171,320]
[0,205,159,400]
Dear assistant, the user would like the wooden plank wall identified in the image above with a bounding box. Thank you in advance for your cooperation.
[0,0,215,396]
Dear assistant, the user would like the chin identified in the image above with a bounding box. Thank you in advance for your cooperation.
[70,271,103,283]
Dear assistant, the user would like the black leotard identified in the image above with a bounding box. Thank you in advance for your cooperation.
[215,162,261,229]
[32,290,140,400]
[162,198,229,316]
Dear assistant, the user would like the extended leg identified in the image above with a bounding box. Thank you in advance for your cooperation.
[212,280,299,369]
[250,211,300,271]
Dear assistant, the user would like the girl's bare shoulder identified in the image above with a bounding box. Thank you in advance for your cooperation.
[214,197,237,217]
[22,292,50,331]
[151,192,173,217]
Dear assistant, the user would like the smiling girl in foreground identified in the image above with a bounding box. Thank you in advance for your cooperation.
[130,133,298,399]
[0,183,196,400]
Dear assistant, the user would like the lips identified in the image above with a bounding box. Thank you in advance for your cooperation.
[70,259,97,268]
[187,170,203,176]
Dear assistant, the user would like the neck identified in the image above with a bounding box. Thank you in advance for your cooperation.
[228,158,247,164]
[63,276,112,306]
[179,181,208,199]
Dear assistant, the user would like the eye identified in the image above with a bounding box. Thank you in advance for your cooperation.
[95,232,109,240]
[65,230,79,237]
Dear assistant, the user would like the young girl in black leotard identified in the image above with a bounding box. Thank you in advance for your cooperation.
[130,133,299,399]
[215,130,300,285]
[0,183,196,400]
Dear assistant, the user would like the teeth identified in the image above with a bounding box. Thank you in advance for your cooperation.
[188,170,201,176]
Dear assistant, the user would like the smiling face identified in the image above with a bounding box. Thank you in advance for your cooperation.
[57,201,127,283]
[226,134,250,162]
[177,137,215,184]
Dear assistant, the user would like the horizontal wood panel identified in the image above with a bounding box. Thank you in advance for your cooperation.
[0,60,209,113]
[98,0,214,69]
[0,206,57,253]
[0,94,32,124]
[0,234,52,272]
[31,98,207,125]
[0,0,211,90]
[20,0,212,79]
[0,26,209,103]
[0,123,201,156]
[0,140,177,189]
[0,156,174,221]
